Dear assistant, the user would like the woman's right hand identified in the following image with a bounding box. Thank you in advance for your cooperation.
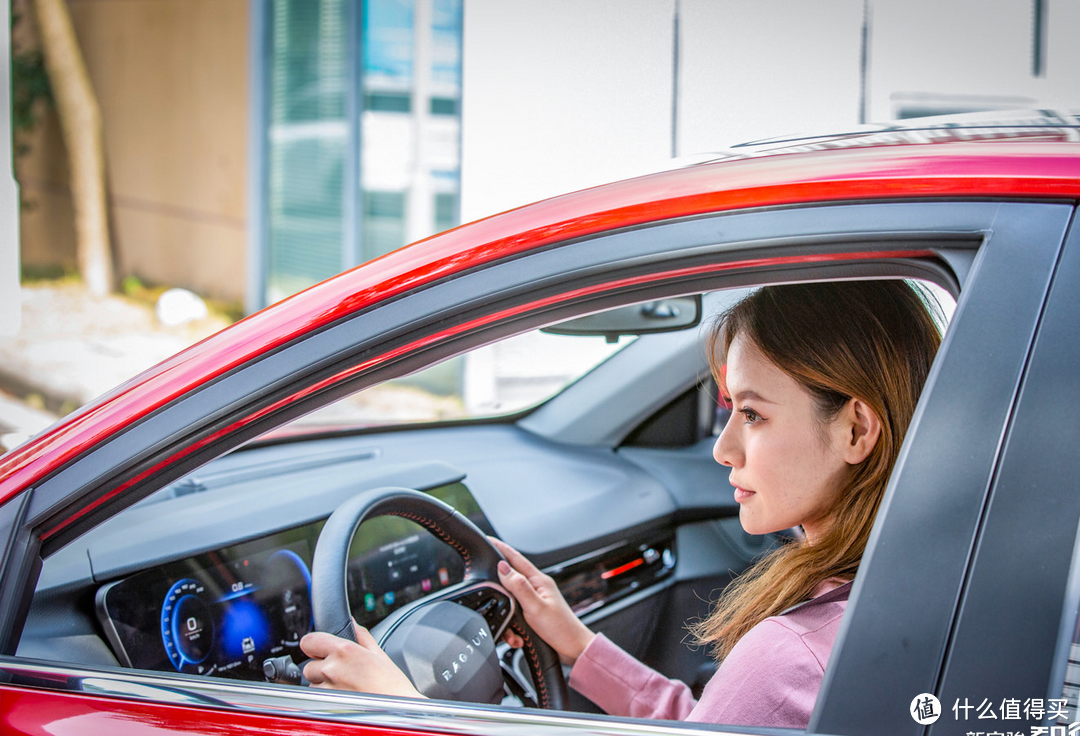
[490,537,596,666]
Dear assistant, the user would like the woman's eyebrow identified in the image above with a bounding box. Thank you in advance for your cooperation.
[733,389,775,404]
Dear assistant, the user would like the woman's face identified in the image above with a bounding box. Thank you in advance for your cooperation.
[713,332,851,544]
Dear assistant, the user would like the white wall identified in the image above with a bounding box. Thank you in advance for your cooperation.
[461,0,1080,223]
[1044,0,1080,107]
[678,0,864,153]
[461,0,675,222]
[868,0,1036,119]
[461,0,865,221]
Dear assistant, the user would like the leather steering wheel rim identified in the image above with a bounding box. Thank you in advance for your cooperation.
[310,486,568,709]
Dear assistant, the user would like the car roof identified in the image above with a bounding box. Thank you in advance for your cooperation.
[2,131,1080,504]
[701,108,1080,159]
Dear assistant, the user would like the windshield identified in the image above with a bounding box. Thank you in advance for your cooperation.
[285,329,635,430]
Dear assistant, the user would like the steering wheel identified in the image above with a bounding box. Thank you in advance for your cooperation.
[309,487,568,708]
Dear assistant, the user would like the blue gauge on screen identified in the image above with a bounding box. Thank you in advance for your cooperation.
[161,578,214,672]
[219,598,271,660]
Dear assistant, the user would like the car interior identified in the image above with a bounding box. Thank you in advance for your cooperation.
[14,280,956,715]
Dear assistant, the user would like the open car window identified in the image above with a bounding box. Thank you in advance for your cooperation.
[276,282,954,435]
[283,330,634,430]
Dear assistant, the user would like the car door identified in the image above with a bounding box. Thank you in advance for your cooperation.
[0,199,1074,736]
[923,211,1080,735]
[817,205,1078,735]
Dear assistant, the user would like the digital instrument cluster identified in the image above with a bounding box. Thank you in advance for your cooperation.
[96,483,493,681]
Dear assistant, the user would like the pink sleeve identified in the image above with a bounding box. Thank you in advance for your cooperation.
[568,634,698,720]
[686,619,825,729]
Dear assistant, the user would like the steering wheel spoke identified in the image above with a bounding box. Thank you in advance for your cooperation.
[446,582,515,640]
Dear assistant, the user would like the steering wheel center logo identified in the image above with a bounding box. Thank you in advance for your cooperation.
[440,627,490,683]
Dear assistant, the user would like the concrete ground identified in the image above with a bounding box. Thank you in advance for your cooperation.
[0,282,231,453]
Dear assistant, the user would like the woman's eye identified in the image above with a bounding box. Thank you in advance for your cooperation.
[739,408,762,424]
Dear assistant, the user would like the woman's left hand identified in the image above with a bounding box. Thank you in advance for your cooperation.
[301,621,425,699]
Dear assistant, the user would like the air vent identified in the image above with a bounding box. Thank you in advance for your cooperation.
[548,535,675,616]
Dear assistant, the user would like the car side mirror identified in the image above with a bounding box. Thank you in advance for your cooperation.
[541,295,702,343]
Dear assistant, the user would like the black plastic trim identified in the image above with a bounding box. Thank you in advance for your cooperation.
[813,203,1073,735]
[928,209,1080,733]
[0,492,37,656]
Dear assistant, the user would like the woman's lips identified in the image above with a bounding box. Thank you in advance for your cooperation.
[734,487,755,503]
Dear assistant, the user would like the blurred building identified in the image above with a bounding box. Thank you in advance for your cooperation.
[258,0,462,305]
[14,0,1080,311]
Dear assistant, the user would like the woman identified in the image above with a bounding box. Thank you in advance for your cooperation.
[301,280,942,729]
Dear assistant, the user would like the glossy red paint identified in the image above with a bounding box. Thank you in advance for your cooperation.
[41,249,936,541]
[1,685,416,735]
[2,140,1078,507]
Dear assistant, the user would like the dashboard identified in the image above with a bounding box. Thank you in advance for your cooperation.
[95,482,492,681]
[20,423,746,699]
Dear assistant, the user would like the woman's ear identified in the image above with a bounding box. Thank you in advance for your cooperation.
[842,398,881,465]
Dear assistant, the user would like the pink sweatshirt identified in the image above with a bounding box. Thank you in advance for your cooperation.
[568,580,851,729]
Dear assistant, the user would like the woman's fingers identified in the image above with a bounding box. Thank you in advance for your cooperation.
[300,634,350,687]
[497,558,545,610]
[300,631,361,687]
[353,621,377,646]
[300,630,345,660]
[490,537,542,577]
[492,537,558,600]
[299,623,422,698]
[490,537,596,665]
[303,658,326,685]
[501,629,525,649]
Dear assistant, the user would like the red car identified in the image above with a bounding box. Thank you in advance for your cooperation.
[3,115,1080,736]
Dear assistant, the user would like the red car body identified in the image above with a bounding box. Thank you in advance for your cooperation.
[3,123,1080,735]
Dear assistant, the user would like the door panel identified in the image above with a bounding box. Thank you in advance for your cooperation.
[815,204,1074,735]
[930,211,1080,733]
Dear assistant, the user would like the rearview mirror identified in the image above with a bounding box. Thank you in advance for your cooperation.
[542,296,702,343]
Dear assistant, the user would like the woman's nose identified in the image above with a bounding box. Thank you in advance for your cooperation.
[713,420,741,467]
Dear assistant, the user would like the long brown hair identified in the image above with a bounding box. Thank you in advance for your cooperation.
[691,280,942,661]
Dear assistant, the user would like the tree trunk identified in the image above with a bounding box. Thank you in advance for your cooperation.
[31,0,112,295]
